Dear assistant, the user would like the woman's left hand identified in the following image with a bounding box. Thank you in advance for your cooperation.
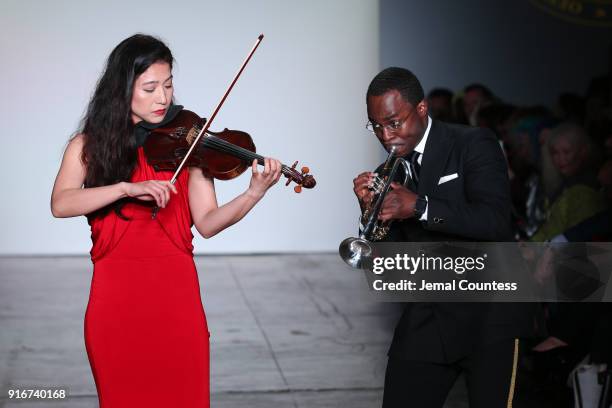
[247,158,282,198]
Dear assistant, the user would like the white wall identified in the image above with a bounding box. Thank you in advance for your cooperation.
[0,0,381,255]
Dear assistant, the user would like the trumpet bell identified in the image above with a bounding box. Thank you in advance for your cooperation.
[339,237,372,269]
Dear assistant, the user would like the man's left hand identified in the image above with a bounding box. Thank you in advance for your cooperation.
[378,182,417,222]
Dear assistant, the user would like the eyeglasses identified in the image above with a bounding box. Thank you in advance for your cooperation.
[366,109,415,134]
[366,119,404,134]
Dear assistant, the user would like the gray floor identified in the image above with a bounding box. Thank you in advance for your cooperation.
[0,254,468,407]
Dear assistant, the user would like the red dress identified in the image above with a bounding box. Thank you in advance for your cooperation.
[84,148,209,407]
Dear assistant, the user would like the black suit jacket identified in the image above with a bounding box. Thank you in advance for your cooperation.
[385,120,537,363]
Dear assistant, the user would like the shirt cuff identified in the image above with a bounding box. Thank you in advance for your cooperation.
[419,195,428,221]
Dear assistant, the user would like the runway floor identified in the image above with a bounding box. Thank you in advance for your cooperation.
[0,254,473,407]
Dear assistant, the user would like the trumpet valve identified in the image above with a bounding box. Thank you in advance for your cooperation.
[369,176,384,194]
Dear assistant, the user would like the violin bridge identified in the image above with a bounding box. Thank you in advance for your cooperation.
[186,125,201,145]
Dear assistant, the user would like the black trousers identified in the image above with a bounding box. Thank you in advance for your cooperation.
[382,338,519,408]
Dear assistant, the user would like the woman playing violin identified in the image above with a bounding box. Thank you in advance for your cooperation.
[50,34,281,407]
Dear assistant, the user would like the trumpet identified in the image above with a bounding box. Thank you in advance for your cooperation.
[339,147,412,268]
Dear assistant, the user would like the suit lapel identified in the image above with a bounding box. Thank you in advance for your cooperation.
[418,121,455,195]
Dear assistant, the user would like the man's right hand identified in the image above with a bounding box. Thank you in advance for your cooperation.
[353,171,377,211]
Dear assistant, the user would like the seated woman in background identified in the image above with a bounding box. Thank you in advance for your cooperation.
[531,122,607,242]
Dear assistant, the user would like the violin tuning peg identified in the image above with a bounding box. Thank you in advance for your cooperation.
[285,178,292,187]
[301,166,310,174]
[291,160,298,170]
[294,185,302,193]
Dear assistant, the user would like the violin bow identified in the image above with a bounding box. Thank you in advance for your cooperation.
[170,34,264,184]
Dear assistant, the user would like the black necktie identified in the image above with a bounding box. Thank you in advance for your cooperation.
[408,151,421,186]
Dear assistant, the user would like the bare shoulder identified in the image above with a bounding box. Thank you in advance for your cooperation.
[55,134,87,175]
[63,134,86,162]
[68,133,85,150]
[52,133,87,195]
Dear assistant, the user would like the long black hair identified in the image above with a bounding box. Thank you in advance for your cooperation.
[78,34,173,216]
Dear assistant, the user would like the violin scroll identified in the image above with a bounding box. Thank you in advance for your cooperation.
[284,161,316,193]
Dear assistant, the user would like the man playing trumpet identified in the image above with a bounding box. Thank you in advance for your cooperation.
[353,67,535,408]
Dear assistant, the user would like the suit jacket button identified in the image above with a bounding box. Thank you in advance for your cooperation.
[433,217,440,223]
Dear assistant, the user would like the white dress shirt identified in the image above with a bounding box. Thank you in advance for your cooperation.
[413,116,431,221]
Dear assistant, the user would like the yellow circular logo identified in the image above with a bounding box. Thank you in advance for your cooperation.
[530,0,612,27]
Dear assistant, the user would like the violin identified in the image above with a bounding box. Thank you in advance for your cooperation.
[144,34,314,220]
[143,109,316,192]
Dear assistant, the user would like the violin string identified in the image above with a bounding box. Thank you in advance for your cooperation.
[203,139,275,168]
[200,136,304,181]
[203,136,262,161]
[203,136,254,157]
[203,137,300,175]
[203,136,282,167]
[204,136,278,167]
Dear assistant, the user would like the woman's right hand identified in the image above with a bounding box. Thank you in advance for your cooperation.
[123,180,177,208]
[51,135,179,218]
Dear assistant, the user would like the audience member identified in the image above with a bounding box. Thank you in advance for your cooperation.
[463,83,495,126]
[426,88,454,122]
[530,123,607,242]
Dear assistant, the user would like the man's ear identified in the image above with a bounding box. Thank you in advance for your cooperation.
[417,100,428,117]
